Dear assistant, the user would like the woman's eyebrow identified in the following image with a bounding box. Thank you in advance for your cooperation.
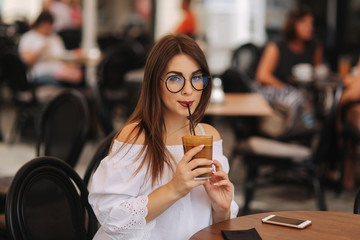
[192,69,202,75]
[166,69,202,76]
[166,71,183,75]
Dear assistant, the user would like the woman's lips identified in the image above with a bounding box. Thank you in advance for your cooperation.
[178,101,193,107]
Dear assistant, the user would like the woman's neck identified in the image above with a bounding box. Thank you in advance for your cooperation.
[163,113,192,145]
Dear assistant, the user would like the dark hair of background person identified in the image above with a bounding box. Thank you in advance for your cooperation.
[183,0,191,8]
[283,6,313,41]
[113,33,212,186]
[31,11,54,29]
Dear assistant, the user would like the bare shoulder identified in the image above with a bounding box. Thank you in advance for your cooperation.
[265,42,279,55]
[199,123,221,141]
[116,123,145,145]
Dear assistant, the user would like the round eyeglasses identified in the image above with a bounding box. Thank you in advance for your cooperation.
[161,74,209,93]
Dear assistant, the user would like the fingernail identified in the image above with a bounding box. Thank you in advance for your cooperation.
[199,144,204,148]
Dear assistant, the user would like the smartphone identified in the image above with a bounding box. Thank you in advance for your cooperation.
[262,215,312,229]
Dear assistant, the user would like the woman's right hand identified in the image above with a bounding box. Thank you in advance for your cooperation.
[168,145,213,199]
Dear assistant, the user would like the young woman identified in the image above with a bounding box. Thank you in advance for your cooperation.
[254,6,323,133]
[89,34,239,240]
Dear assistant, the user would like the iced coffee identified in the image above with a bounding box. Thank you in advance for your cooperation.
[182,135,213,180]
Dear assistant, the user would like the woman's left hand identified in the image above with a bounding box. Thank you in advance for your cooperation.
[204,160,233,222]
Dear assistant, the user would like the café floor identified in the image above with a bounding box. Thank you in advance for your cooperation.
[0,104,358,216]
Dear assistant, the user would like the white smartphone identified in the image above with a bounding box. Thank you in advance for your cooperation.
[262,215,312,229]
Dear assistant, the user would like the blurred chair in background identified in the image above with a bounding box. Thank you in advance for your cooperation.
[219,43,262,139]
[36,89,89,168]
[83,130,117,187]
[354,188,360,214]
[96,41,146,134]
[231,42,263,80]
[0,49,39,143]
[5,156,98,239]
[58,28,82,50]
[0,49,63,143]
[233,85,342,215]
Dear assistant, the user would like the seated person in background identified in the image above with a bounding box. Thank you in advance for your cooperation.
[337,59,360,190]
[174,0,196,38]
[18,11,82,86]
[89,34,239,240]
[254,6,323,133]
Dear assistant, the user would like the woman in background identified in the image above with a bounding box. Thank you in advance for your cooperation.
[255,6,323,133]
[174,0,197,38]
[89,34,239,240]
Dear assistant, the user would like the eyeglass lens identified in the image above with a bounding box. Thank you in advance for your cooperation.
[166,75,209,93]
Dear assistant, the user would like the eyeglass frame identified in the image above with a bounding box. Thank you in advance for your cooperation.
[160,72,210,93]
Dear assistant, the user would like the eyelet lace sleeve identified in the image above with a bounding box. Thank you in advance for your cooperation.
[89,142,156,240]
[100,196,156,240]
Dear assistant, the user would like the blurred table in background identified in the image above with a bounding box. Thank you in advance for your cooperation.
[206,93,273,117]
[294,73,342,118]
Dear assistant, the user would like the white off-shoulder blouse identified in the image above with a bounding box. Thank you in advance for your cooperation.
[89,132,239,240]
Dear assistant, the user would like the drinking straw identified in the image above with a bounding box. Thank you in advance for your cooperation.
[187,104,196,136]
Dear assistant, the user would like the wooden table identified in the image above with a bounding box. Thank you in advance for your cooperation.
[190,211,360,240]
[206,93,273,116]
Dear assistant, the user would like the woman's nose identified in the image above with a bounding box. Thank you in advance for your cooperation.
[181,79,194,95]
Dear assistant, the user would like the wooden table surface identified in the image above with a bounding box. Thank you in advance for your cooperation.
[190,211,360,240]
[205,93,273,116]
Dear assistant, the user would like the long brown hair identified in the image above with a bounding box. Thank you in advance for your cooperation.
[113,33,212,186]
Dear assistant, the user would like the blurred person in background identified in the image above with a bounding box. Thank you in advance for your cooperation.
[174,0,197,39]
[254,6,323,133]
[336,59,360,190]
[43,0,82,32]
[18,11,82,86]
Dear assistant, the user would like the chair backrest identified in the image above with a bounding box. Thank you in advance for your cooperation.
[354,188,360,214]
[219,68,253,93]
[5,156,98,240]
[36,89,89,168]
[0,50,31,93]
[231,43,262,79]
[83,130,117,187]
[313,84,343,165]
[57,28,82,50]
[98,41,146,90]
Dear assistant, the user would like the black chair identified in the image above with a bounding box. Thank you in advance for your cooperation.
[5,156,98,240]
[36,89,90,168]
[58,28,82,50]
[96,41,146,134]
[220,68,253,94]
[0,49,40,143]
[0,83,3,142]
[231,42,262,80]
[234,85,343,215]
[354,188,360,214]
[83,130,117,187]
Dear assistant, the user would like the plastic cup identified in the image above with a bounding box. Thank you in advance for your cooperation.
[182,135,213,180]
